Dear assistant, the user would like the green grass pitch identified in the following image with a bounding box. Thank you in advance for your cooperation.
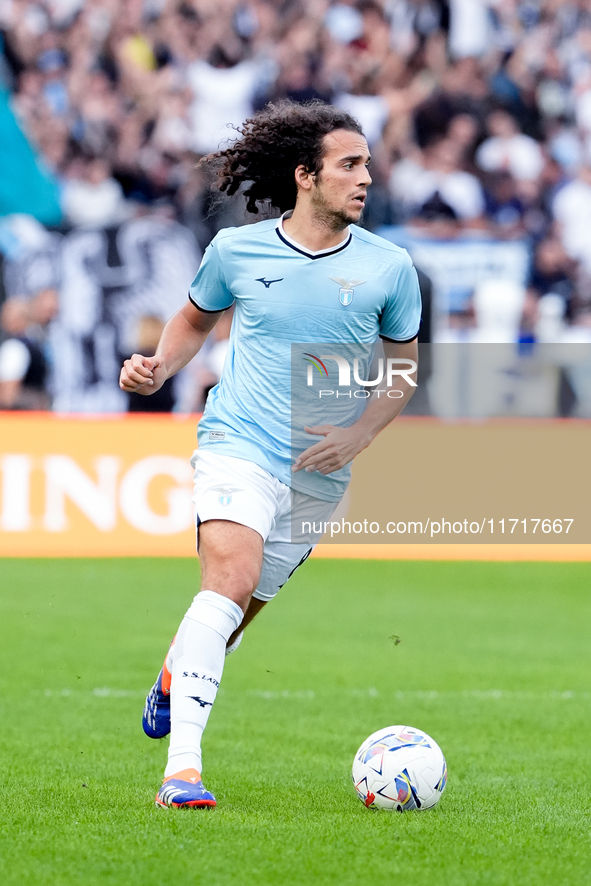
[1,557,590,886]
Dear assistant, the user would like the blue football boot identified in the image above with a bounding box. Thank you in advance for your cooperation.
[155,769,216,808]
[142,666,171,739]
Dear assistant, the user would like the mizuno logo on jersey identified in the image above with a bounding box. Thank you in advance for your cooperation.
[256,277,284,288]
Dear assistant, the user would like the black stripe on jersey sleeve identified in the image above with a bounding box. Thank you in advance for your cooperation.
[188,291,233,313]
[379,331,420,344]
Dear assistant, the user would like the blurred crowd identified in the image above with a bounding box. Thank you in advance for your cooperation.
[3,0,591,411]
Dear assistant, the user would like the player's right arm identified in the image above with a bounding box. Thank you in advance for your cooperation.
[119,302,224,396]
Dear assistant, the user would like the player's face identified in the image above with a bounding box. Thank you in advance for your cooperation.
[311,130,372,228]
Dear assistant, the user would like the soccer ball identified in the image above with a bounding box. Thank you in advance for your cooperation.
[352,725,447,811]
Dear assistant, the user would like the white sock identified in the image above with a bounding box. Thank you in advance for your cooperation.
[165,626,243,672]
[165,591,243,778]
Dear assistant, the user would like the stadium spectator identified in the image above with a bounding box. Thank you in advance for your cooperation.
[61,154,128,227]
[552,159,591,270]
[0,288,58,409]
[482,170,527,234]
[390,136,486,222]
[475,109,545,182]
[447,0,492,60]
[530,236,577,318]
[185,42,270,155]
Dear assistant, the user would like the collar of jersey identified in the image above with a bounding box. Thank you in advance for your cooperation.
[275,211,352,259]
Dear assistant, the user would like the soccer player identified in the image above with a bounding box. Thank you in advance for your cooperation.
[119,101,421,808]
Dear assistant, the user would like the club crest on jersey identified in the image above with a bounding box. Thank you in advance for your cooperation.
[330,277,367,306]
[210,485,243,507]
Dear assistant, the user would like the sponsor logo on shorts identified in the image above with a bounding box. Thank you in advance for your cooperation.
[210,485,244,507]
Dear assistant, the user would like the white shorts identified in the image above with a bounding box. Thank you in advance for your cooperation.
[191,450,340,602]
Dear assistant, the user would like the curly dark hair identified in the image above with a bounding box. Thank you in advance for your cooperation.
[199,100,364,214]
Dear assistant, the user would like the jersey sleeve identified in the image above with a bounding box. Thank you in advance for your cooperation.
[188,235,235,313]
[379,251,422,343]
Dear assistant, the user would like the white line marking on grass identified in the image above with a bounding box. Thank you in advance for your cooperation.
[38,688,590,701]
[42,688,145,698]
[246,689,590,701]
[248,690,316,699]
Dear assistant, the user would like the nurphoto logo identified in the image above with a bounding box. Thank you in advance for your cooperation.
[303,353,417,398]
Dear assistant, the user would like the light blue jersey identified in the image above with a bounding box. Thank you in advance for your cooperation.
[190,214,421,501]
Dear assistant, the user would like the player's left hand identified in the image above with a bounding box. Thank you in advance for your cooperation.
[292,425,370,475]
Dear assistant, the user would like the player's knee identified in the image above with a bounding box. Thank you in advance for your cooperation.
[226,565,260,609]
[201,560,260,611]
[198,521,263,608]
[212,584,255,614]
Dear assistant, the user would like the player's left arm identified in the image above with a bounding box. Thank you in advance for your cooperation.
[292,338,418,476]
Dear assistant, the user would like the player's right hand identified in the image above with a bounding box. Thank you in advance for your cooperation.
[119,354,166,395]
